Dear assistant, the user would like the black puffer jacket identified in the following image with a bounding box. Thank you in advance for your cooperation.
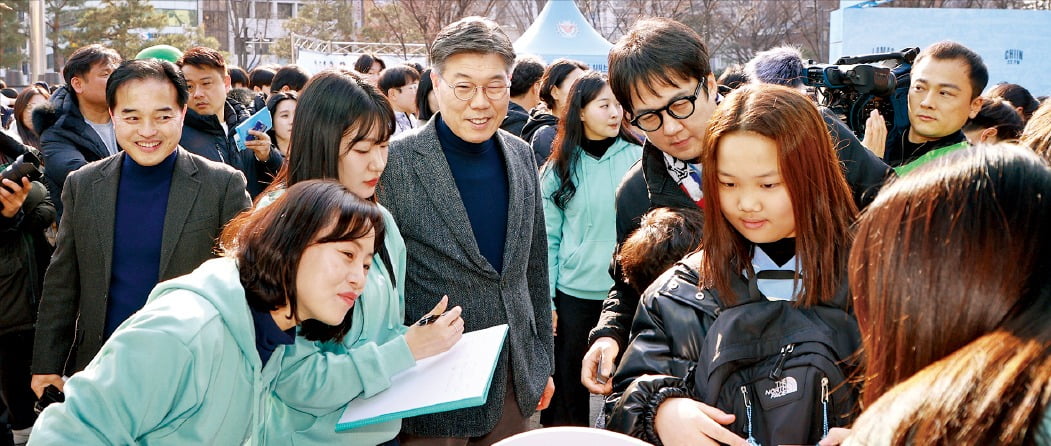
[604,253,855,444]
[588,142,696,351]
[501,101,530,139]
[179,99,283,198]
[32,86,111,219]
[521,109,559,167]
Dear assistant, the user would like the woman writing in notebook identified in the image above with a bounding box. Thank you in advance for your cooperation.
[259,69,464,446]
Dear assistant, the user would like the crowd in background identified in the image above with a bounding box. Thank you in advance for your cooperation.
[1,13,1051,446]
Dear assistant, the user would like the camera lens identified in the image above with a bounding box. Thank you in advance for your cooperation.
[0,151,43,191]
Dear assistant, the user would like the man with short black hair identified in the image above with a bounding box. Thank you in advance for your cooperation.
[501,56,545,138]
[177,46,283,197]
[882,40,987,173]
[379,16,554,445]
[33,44,121,218]
[31,59,251,400]
[378,65,421,135]
[270,64,311,95]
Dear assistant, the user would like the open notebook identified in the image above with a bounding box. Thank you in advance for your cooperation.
[336,324,509,431]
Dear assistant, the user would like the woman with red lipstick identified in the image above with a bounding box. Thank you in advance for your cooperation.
[539,71,641,427]
[603,84,861,446]
[31,180,387,444]
[258,69,464,446]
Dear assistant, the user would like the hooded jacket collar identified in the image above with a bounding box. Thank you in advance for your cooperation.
[32,86,85,137]
[146,257,260,369]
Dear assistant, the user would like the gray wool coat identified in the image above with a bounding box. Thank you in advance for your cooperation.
[378,116,554,437]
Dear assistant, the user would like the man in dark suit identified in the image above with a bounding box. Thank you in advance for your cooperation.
[379,16,554,445]
[31,59,251,399]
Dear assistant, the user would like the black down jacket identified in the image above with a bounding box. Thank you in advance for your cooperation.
[604,252,857,444]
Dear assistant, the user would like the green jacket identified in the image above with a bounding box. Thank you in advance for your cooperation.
[541,138,642,304]
[893,141,969,176]
[262,200,417,445]
[30,258,289,445]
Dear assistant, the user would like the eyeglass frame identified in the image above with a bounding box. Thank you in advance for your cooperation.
[628,81,708,132]
[437,74,511,102]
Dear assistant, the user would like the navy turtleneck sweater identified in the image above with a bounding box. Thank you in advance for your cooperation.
[436,116,509,273]
[249,306,296,367]
[104,151,177,338]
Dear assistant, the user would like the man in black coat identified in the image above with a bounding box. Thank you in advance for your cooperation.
[33,45,122,220]
[176,46,283,198]
[501,56,544,139]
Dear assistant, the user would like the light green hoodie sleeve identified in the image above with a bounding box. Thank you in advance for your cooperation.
[271,334,416,416]
[30,327,204,445]
[540,165,564,310]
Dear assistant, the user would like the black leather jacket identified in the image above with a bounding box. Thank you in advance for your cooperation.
[603,253,718,442]
[604,252,856,444]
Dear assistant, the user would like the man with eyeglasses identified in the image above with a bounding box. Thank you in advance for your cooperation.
[378,16,555,446]
[378,65,422,135]
[579,19,721,406]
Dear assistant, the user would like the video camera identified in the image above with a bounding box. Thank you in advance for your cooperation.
[802,47,919,138]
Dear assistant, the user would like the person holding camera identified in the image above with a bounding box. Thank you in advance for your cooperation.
[0,143,56,445]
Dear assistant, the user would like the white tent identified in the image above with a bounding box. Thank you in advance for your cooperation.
[513,1,613,72]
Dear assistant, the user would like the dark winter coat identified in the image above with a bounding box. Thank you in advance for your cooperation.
[179,99,283,198]
[32,86,111,219]
[521,109,559,167]
[604,253,856,443]
[0,178,55,336]
[500,101,530,139]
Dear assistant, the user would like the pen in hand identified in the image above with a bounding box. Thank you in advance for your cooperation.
[416,311,451,326]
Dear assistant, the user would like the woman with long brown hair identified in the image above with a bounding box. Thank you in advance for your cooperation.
[12,86,51,150]
[834,143,1051,445]
[604,84,860,446]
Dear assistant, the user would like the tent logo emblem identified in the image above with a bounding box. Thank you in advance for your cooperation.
[557,20,578,38]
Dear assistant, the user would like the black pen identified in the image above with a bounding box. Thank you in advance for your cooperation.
[416,311,450,326]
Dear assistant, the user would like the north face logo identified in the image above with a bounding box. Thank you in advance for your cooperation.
[764,376,798,399]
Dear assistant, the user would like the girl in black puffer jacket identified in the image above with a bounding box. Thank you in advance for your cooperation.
[604,84,861,446]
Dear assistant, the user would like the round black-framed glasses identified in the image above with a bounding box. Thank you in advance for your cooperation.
[629,81,707,132]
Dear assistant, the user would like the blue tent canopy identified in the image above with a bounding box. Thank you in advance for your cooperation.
[513,1,613,72]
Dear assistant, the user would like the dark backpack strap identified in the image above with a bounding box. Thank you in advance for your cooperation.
[755,270,799,280]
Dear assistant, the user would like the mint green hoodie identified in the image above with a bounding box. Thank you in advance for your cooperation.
[258,196,417,445]
[541,138,642,304]
[30,257,289,445]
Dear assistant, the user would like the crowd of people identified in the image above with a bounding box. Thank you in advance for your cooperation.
[1,13,1051,446]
